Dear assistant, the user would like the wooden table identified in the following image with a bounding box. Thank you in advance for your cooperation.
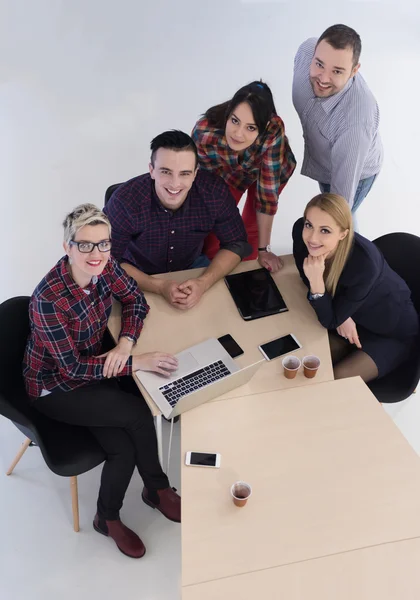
[108,257,334,413]
[181,377,420,588]
[182,537,420,599]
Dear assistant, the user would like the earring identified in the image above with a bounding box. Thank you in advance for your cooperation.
[68,256,73,265]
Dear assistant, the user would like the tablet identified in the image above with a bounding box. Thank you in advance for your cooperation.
[224,268,288,321]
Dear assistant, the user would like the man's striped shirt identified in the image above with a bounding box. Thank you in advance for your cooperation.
[292,37,383,207]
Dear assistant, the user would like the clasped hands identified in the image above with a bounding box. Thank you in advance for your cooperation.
[159,277,208,310]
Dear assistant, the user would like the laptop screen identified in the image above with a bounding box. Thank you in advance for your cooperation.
[225,268,288,320]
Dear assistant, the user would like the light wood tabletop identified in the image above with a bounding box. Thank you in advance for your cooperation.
[181,377,420,587]
[182,537,420,600]
[108,257,334,415]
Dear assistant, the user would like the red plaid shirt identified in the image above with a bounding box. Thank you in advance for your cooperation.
[23,256,149,398]
[192,115,296,216]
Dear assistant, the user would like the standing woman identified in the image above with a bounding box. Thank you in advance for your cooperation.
[192,81,296,273]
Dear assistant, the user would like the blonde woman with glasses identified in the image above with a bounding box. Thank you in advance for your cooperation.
[292,194,418,382]
[23,204,180,559]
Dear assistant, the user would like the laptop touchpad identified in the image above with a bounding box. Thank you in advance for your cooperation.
[174,351,199,376]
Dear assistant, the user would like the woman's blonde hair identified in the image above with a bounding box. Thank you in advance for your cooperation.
[63,204,111,245]
[304,193,354,297]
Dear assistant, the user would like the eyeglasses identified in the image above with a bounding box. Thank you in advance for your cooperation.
[69,240,112,253]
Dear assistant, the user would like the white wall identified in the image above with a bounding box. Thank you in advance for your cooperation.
[1,0,419,302]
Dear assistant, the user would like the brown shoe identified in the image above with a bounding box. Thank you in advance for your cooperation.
[142,487,181,523]
[93,514,146,558]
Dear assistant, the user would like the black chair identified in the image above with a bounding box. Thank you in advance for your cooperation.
[368,233,420,402]
[104,183,122,206]
[0,297,106,531]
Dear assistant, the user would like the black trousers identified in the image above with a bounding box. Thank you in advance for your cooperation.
[33,379,169,520]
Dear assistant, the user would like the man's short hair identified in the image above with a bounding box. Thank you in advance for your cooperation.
[317,24,362,67]
[150,130,199,168]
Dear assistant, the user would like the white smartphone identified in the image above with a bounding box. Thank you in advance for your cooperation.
[258,334,302,361]
[185,451,221,468]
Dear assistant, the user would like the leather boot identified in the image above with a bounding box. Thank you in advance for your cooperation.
[93,513,146,558]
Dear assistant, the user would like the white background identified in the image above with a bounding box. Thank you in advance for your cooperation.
[1,0,419,301]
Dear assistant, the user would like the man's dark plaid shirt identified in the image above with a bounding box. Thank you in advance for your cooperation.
[104,170,251,274]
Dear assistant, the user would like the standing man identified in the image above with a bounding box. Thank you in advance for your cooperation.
[293,24,383,213]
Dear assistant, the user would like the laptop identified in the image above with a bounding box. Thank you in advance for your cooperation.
[225,268,288,320]
[135,338,262,419]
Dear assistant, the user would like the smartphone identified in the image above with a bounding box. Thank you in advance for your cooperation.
[185,451,221,468]
[217,334,244,358]
[258,334,302,361]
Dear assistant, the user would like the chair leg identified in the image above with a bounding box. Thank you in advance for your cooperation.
[70,476,80,532]
[6,437,32,475]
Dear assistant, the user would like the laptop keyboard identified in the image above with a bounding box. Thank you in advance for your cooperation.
[159,360,231,407]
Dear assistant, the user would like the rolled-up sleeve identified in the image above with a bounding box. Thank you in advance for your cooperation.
[212,186,252,259]
[256,133,297,215]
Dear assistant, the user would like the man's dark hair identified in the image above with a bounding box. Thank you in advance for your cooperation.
[150,130,198,168]
[317,24,362,67]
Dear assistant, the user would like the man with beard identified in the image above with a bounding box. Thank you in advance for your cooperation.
[292,24,383,215]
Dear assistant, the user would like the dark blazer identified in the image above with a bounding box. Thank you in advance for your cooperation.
[292,218,418,339]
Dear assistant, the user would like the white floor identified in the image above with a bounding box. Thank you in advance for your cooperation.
[0,417,181,600]
[0,394,419,600]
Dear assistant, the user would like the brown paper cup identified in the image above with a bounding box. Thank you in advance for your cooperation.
[282,355,301,379]
[231,481,252,507]
[303,355,320,379]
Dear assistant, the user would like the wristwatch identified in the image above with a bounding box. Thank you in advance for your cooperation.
[258,245,272,253]
[309,292,325,300]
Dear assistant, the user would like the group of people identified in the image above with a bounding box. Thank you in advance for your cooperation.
[22,24,418,559]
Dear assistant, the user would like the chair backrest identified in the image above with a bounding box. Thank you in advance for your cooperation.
[0,296,106,476]
[0,296,38,429]
[104,183,122,206]
[373,232,420,314]
[0,296,30,398]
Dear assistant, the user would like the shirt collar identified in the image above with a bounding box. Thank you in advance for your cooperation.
[319,75,355,114]
[59,256,99,299]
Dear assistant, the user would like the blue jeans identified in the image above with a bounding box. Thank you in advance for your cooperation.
[189,254,211,269]
[319,175,377,213]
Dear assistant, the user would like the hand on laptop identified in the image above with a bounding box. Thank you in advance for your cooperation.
[133,352,178,377]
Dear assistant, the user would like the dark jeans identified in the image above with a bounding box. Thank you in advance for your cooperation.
[33,379,169,520]
[189,254,211,269]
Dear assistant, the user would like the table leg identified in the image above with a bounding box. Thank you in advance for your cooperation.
[167,418,175,474]
[155,415,164,469]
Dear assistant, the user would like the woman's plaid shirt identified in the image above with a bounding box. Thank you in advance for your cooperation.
[192,115,296,216]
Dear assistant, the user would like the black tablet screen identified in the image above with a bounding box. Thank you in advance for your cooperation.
[225,268,288,320]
